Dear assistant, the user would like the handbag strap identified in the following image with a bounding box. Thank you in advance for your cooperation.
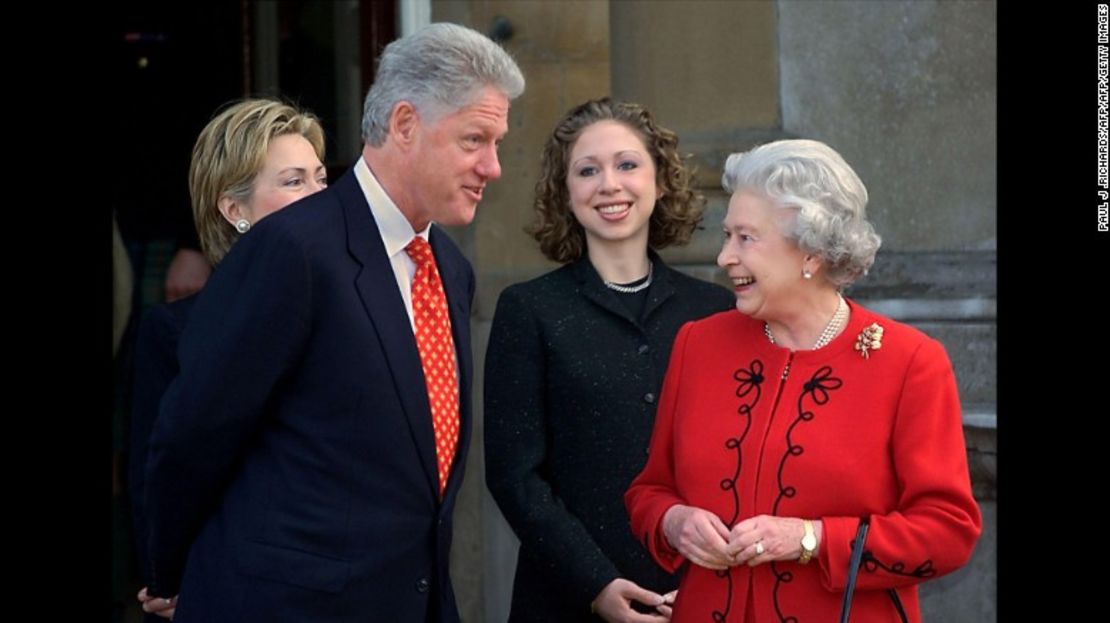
[839,521,869,623]
[888,588,909,623]
[838,519,909,623]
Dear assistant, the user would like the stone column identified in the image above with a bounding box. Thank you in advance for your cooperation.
[776,3,997,619]
[611,0,781,281]
[431,2,613,621]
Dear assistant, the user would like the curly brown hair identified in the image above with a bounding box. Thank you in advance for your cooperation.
[528,97,705,263]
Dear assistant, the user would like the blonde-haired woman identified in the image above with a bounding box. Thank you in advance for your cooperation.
[129,98,326,620]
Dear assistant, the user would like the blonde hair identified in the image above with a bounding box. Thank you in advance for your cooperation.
[189,98,325,265]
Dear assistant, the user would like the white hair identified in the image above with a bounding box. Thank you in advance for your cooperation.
[722,139,881,287]
[361,22,525,146]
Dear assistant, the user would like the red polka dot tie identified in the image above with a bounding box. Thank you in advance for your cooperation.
[405,237,460,498]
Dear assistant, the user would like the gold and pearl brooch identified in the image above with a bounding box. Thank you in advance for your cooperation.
[854,323,884,359]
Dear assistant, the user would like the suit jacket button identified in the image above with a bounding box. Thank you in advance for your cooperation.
[416,578,430,593]
[643,392,656,404]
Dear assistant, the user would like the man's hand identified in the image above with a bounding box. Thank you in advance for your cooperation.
[137,586,177,619]
[164,248,211,302]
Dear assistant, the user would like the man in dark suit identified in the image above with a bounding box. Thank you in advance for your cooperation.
[143,23,524,622]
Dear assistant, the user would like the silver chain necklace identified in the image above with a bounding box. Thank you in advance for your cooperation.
[603,262,653,294]
[764,294,848,350]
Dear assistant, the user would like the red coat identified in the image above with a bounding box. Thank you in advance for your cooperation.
[625,302,981,623]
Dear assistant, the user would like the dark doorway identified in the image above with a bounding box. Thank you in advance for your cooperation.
[113,3,395,621]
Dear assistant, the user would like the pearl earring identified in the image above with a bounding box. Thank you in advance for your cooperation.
[235,219,251,234]
[803,270,813,280]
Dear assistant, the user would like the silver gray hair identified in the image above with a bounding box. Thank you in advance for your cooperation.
[722,139,881,287]
[361,22,525,147]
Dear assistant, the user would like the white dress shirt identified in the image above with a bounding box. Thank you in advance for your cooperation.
[353,156,429,332]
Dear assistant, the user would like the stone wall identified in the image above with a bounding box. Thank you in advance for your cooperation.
[431,2,997,620]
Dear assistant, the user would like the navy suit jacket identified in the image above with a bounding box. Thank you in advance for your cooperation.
[145,169,474,623]
[129,294,196,623]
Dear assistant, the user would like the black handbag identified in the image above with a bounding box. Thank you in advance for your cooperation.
[838,520,910,623]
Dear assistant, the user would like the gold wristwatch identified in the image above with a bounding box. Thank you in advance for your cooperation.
[798,519,817,564]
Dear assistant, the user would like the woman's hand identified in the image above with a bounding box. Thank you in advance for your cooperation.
[137,586,177,619]
[657,590,677,618]
[726,514,823,566]
[591,578,671,622]
[661,504,733,570]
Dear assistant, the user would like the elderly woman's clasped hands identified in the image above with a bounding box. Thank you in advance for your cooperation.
[661,504,822,570]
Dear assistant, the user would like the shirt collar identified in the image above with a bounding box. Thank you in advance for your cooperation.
[353,156,430,257]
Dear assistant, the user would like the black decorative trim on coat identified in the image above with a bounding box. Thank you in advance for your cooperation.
[711,360,764,623]
[863,551,936,579]
[724,360,763,524]
[770,366,842,623]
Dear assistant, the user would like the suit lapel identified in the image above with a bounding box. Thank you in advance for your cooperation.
[429,227,472,502]
[575,258,637,325]
[337,172,439,498]
[641,252,677,321]
[574,252,675,327]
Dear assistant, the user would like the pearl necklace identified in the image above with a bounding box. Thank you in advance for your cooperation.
[603,262,653,294]
[764,294,848,350]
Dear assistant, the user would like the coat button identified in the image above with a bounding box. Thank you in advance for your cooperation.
[637,344,650,355]
[643,393,656,404]
[416,578,430,593]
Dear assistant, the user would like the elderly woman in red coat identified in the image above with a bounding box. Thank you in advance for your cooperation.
[625,139,981,623]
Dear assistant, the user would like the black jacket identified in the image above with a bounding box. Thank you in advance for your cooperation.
[485,252,734,622]
[129,294,196,622]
